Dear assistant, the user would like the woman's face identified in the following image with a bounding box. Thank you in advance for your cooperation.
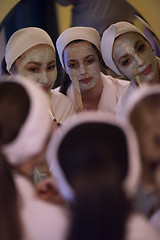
[15,44,57,93]
[63,41,101,91]
[112,32,158,83]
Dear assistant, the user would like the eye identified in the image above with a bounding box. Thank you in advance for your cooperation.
[67,62,77,69]
[120,58,131,66]
[137,43,145,52]
[28,67,39,72]
[88,59,94,64]
[24,63,41,73]
[86,56,95,65]
[47,64,56,70]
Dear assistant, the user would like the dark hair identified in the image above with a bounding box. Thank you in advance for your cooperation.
[59,40,106,95]
[0,57,10,76]
[58,122,131,240]
[0,151,24,240]
[0,78,30,240]
[0,79,30,144]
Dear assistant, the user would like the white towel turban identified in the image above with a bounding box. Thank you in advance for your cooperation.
[1,75,52,165]
[56,26,100,68]
[46,111,141,202]
[5,27,55,72]
[101,21,149,75]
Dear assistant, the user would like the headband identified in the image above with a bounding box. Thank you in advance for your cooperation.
[56,26,100,68]
[5,27,55,72]
[125,84,160,118]
[2,75,52,165]
[101,21,149,75]
[46,111,141,202]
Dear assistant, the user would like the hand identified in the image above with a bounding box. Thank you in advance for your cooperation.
[35,177,68,207]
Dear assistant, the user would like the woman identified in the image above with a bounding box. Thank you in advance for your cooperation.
[101,21,160,119]
[4,27,75,124]
[46,111,160,240]
[126,85,160,218]
[0,75,69,240]
[56,26,129,115]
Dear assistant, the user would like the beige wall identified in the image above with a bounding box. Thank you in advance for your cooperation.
[127,0,160,39]
[55,3,72,34]
[0,0,21,24]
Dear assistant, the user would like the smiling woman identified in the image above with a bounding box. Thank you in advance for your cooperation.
[101,21,160,119]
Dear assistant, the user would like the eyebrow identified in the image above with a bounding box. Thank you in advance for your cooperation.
[26,60,56,65]
[67,54,94,62]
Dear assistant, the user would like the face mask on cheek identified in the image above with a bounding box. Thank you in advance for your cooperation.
[113,35,158,83]
[66,62,101,91]
[17,46,57,91]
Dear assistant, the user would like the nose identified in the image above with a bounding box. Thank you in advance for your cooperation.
[38,71,48,84]
[135,55,144,67]
[79,64,87,76]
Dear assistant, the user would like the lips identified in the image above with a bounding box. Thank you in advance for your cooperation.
[79,77,92,84]
[41,85,51,92]
[141,64,152,75]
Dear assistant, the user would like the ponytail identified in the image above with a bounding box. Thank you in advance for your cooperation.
[0,151,23,240]
[67,172,131,240]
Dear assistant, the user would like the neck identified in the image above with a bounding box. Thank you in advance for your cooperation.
[81,77,103,110]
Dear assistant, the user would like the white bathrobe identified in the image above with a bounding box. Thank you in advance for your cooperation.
[50,89,75,124]
[67,73,129,116]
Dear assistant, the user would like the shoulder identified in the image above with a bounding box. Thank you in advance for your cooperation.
[150,209,160,234]
[126,213,160,240]
[50,89,75,124]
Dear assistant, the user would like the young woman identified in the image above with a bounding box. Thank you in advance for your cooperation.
[0,75,69,240]
[56,26,129,115]
[46,111,160,240]
[101,21,160,119]
[126,85,160,218]
[4,27,75,124]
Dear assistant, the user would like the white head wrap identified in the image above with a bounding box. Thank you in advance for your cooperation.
[125,84,160,119]
[1,75,52,165]
[5,27,55,72]
[56,26,100,68]
[46,111,141,202]
[101,21,149,75]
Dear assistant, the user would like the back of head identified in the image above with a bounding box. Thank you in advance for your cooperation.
[47,112,141,240]
[5,27,55,72]
[0,75,52,165]
[101,21,149,75]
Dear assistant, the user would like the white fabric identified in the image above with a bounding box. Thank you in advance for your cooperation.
[5,27,55,72]
[67,73,129,115]
[116,57,160,120]
[46,111,141,202]
[14,174,69,240]
[126,213,160,240]
[50,89,75,124]
[56,26,100,68]
[150,209,160,234]
[101,21,149,75]
[2,75,52,165]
